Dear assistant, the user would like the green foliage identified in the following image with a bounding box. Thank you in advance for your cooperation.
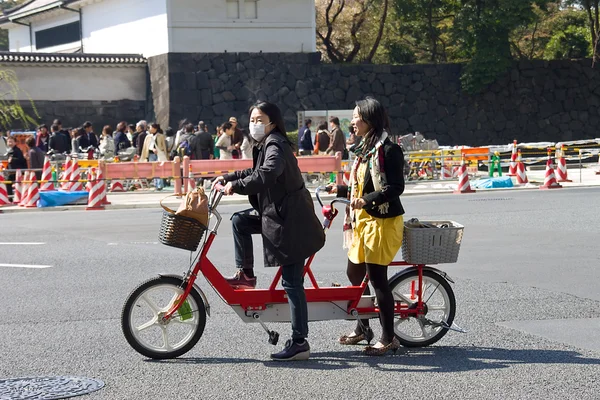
[0,0,27,51]
[544,25,592,59]
[0,68,39,130]
[287,130,298,152]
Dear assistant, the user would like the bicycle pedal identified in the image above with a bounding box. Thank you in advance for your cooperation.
[268,331,279,346]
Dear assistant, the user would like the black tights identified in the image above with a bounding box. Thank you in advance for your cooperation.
[347,259,395,344]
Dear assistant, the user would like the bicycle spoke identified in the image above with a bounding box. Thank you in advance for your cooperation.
[135,317,158,332]
[393,290,415,305]
[141,294,160,315]
[427,305,447,311]
[161,326,172,351]
[417,319,428,339]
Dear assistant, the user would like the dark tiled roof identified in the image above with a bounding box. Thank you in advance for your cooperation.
[0,0,79,24]
[0,52,147,65]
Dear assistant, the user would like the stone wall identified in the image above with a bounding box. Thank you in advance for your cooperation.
[15,99,148,131]
[151,52,600,145]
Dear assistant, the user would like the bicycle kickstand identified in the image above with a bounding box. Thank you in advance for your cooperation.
[350,309,374,338]
[252,313,279,345]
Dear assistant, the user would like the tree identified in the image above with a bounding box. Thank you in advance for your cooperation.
[393,0,461,63]
[453,0,552,93]
[564,0,600,64]
[316,0,390,63]
[0,68,38,129]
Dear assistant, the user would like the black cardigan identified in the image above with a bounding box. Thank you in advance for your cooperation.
[337,138,405,218]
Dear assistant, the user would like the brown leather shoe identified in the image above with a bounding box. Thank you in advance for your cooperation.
[225,270,257,289]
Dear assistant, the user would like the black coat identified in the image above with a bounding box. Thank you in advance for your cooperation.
[224,130,325,267]
[337,138,405,218]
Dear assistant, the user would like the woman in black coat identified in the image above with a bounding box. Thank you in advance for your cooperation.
[214,101,325,361]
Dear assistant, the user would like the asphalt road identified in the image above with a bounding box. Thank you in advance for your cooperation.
[1,187,599,400]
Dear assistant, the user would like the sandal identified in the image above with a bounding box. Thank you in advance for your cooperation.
[338,327,374,345]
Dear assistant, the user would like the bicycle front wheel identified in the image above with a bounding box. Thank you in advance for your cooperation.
[389,269,456,347]
[121,276,206,359]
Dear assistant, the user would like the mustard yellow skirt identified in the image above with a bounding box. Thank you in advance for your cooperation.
[348,211,404,266]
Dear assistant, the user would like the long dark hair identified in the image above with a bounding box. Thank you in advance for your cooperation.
[355,97,390,150]
[249,101,290,143]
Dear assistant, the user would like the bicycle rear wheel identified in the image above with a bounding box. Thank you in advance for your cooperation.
[121,276,206,359]
[389,268,456,347]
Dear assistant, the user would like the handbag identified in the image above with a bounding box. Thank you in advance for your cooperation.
[160,187,209,227]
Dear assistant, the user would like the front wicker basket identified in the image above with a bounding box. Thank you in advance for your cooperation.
[402,220,464,264]
[159,211,207,251]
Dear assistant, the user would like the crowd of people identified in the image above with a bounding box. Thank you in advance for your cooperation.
[297,116,360,160]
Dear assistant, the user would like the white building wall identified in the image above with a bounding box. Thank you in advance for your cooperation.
[167,0,316,53]
[1,64,147,101]
[8,24,31,52]
[83,0,168,57]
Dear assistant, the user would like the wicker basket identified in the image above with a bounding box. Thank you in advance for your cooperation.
[402,219,464,264]
[158,211,207,251]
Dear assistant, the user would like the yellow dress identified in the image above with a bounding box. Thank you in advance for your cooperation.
[347,162,404,266]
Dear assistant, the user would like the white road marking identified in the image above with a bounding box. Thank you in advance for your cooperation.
[0,263,52,269]
[0,242,46,245]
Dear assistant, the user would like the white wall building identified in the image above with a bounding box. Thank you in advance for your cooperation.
[0,0,316,57]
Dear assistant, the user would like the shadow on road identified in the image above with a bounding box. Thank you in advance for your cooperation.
[145,346,600,372]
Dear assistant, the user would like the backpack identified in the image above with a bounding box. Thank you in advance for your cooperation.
[177,138,193,158]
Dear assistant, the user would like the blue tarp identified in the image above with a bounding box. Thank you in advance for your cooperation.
[38,191,89,208]
[469,176,514,189]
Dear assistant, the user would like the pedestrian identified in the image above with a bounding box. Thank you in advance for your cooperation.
[5,135,27,196]
[127,124,136,144]
[228,117,243,159]
[315,122,330,155]
[48,124,68,155]
[135,121,148,156]
[331,97,405,356]
[175,123,195,159]
[53,119,72,153]
[141,122,168,191]
[25,136,45,180]
[213,125,222,160]
[114,121,132,153]
[215,122,236,160]
[298,119,313,156]
[213,101,325,361]
[327,117,347,159]
[164,127,176,160]
[191,121,215,160]
[36,124,49,153]
[99,125,115,160]
[83,121,98,149]
[74,127,90,154]
[240,130,254,160]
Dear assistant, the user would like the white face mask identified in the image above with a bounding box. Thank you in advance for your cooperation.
[249,122,270,142]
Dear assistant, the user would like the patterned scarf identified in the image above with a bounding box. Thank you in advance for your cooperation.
[343,130,389,249]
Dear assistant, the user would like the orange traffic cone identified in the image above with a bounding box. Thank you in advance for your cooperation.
[555,144,571,183]
[26,171,40,208]
[0,176,9,206]
[86,170,105,211]
[507,140,518,176]
[12,169,22,204]
[540,148,562,189]
[40,157,54,191]
[61,157,73,190]
[454,157,475,194]
[19,171,31,207]
[516,150,528,185]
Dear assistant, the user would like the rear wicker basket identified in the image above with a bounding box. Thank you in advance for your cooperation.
[159,211,207,251]
[402,220,464,264]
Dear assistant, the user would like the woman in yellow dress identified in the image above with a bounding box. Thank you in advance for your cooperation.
[331,97,406,356]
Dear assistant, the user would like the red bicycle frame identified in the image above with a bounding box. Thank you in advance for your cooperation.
[163,190,426,322]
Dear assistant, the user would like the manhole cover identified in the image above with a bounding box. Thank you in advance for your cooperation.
[0,376,104,400]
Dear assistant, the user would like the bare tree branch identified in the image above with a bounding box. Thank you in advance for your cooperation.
[366,0,389,62]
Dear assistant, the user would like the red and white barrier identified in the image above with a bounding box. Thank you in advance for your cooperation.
[85,168,95,192]
[516,150,528,184]
[19,171,31,207]
[540,149,562,190]
[62,158,73,190]
[454,159,475,194]
[25,171,39,208]
[555,144,571,182]
[110,179,125,192]
[440,162,453,180]
[12,169,22,205]
[507,140,518,176]
[86,169,105,210]
[0,176,9,206]
[40,157,54,191]
[70,161,83,192]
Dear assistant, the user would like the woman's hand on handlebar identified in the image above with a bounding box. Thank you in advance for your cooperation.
[351,198,366,210]
[212,176,225,189]
[326,183,337,194]
[212,176,234,195]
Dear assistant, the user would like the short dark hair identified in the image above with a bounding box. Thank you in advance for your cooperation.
[185,123,194,133]
[198,121,206,130]
[305,119,312,125]
[165,127,175,137]
[83,121,92,129]
[329,117,340,126]
[221,122,233,131]
[26,137,35,147]
[317,122,327,131]
[51,124,60,132]
[38,124,48,131]
[128,124,135,131]
[53,119,62,126]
